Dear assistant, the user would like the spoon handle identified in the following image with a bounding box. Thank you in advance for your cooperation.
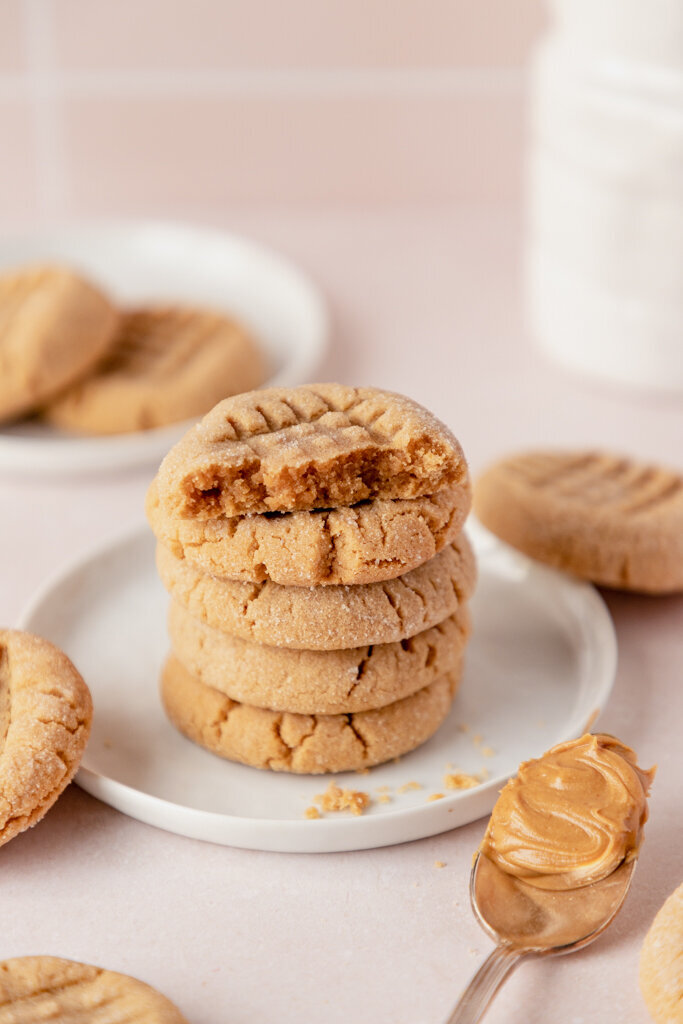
[444,945,529,1023]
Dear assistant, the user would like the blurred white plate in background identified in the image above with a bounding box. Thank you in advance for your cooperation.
[0,221,329,475]
[20,521,617,854]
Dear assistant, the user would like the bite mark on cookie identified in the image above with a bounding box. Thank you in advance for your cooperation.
[157,384,467,519]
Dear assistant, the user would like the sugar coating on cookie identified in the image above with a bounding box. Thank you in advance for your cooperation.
[168,598,471,714]
[147,476,471,586]
[0,265,118,422]
[474,450,683,593]
[155,383,469,519]
[45,305,266,435]
[639,882,683,1023]
[0,629,92,847]
[161,654,461,774]
[0,956,188,1023]
[156,532,477,650]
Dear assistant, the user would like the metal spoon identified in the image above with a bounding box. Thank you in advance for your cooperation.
[445,852,637,1023]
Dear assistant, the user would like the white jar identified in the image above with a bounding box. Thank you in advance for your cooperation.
[526,2,683,391]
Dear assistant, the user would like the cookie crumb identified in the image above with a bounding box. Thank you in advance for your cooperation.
[458,722,470,733]
[427,793,444,802]
[444,772,480,790]
[304,806,321,820]
[480,746,496,758]
[315,782,370,816]
[434,860,446,869]
[375,785,391,793]
[377,794,392,804]
[473,733,483,744]
[397,781,422,794]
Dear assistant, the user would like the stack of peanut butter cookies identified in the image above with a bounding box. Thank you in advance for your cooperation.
[146,384,476,774]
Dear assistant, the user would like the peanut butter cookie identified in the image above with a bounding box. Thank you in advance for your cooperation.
[161,654,461,773]
[0,629,92,847]
[0,265,118,422]
[474,450,683,593]
[45,305,265,435]
[147,476,470,586]
[154,383,469,519]
[0,956,188,1023]
[640,882,683,1023]
[157,532,476,650]
[168,598,470,714]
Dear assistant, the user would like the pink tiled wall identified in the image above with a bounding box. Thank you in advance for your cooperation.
[0,99,36,222]
[0,0,544,222]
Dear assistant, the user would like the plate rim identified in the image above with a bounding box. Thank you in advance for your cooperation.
[18,522,618,854]
[0,218,330,475]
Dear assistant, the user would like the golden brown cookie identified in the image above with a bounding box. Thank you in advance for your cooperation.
[154,383,469,520]
[157,532,476,650]
[474,450,683,593]
[639,882,683,1023]
[147,475,471,586]
[44,305,266,435]
[168,598,471,714]
[161,654,461,773]
[0,265,118,422]
[0,629,92,847]
[0,956,188,1023]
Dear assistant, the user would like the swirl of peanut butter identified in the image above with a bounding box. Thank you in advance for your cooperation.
[480,734,655,890]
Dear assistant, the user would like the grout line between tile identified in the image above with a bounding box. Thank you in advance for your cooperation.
[22,0,67,220]
[2,66,526,100]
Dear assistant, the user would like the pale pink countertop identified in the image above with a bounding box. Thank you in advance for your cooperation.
[0,208,681,1024]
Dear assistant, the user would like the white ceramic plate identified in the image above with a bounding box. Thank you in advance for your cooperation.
[20,521,616,853]
[0,221,328,475]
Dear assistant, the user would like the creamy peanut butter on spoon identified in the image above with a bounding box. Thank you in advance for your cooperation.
[480,733,655,891]
[446,734,654,1024]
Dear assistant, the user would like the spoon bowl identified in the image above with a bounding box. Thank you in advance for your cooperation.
[445,853,637,1023]
[472,852,636,951]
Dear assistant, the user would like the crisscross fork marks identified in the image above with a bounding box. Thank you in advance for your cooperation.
[0,957,188,1023]
[104,309,226,377]
[562,460,665,507]
[506,452,647,503]
[507,452,671,507]
[505,452,598,490]
[212,388,357,443]
[0,968,101,1010]
[508,452,683,515]
[158,384,466,519]
[620,473,683,516]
